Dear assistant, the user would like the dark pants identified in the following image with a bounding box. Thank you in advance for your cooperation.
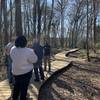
[34,60,44,80]
[44,55,51,71]
[12,70,32,100]
[5,55,13,84]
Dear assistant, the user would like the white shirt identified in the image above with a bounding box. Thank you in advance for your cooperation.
[10,46,37,75]
[5,42,14,55]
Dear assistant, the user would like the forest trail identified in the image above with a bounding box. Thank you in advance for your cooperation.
[0,49,84,100]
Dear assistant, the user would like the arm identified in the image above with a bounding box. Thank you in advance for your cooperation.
[28,49,38,64]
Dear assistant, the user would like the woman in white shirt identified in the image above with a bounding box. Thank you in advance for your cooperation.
[10,36,37,100]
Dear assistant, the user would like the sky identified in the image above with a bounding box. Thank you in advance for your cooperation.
[47,0,52,5]
[48,0,52,3]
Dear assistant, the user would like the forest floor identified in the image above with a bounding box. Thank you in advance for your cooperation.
[0,65,7,82]
[0,49,100,100]
[38,50,100,100]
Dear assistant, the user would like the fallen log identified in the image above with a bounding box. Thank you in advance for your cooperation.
[38,62,73,100]
[65,48,79,56]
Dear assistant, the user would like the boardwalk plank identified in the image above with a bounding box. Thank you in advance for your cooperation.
[0,50,79,100]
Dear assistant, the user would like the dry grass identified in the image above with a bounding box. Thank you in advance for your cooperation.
[0,65,7,82]
[39,50,100,100]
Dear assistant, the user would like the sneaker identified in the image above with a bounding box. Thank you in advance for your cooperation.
[41,78,44,81]
[34,79,40,82]
[48,69,51,72]
[44,69,46,71]
[9,80,13,84]
[7,96,12,100]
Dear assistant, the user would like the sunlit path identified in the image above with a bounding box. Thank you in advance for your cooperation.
[0,80,11,100]
[0,49,85,100]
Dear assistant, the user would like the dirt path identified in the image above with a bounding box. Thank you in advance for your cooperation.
[38,51,100,100]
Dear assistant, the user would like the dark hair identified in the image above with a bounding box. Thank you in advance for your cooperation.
[15,35,27,48]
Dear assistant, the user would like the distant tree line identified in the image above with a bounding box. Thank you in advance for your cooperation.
[0,0,100,61]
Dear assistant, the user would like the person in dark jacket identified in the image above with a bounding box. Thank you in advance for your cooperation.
[32,39,44,82]
[43,41,51,72]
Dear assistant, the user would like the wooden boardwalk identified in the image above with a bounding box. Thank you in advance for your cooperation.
[0,49,81,100]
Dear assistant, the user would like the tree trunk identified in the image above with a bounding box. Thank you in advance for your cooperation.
[15,0,23,36]
[93,0,96,53]
[0,0,2,36]
[2,0,8,45]
[60,0,65,48]
[9,0,13,41]
[0,0,2,44]
[44,0,47,40]
[86,0,90,61]
[33,0,36,38]
[61,10,64,48]
[47,0,54,43]
[37,0,41,43]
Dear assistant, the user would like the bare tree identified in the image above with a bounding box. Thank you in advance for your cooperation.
[9,0,13,41]
[36,0,44,43]
[0,0,2,44]
[36,0,41,42]
[2,0,9,45]
[47,0,54,43]
[15,0,23,36]
[33,0,36,38]
[0,0,2,37]
[86,0,90,61]
[56,0,68,48]
[92,0,99,53]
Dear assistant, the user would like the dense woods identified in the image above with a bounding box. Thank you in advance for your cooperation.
[0,0,100,62]
[0,1,100,100]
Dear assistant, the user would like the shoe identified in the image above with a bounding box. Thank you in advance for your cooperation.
[44,67,47,71]
[34,79,40,82]
[44,69,46,71]
[48,68,51,72]
[9,80,13,84]
[7,96,12,100]
[48,69,51,72]
[41,78,44,81]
